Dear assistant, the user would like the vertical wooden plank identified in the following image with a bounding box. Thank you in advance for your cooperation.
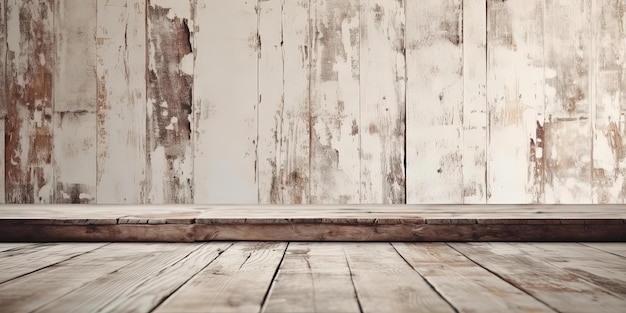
[359,0,406,204]
[463,0,487,204]
[54,0,97,204]
[5,0,54,203]
[258,0,310,204]
[0,119,4,203]
[193,0,258,204]
[543,0,592,203]
[96,0,147,204]
[486,0,545,203]
[146,0,194,204]
[309,0,360,204]
[406,0,464,203]
[0,0,5,203]
[591,0,626,203]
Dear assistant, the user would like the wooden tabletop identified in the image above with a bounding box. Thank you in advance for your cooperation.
[0,205,624,242]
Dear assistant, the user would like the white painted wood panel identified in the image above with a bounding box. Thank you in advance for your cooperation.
[543,0,593,203]
[309,0,361,204]
[258,0,310,204]
[193,0,258,204]
[96,0,147,203]
[406,0,464,203]
[462,0,487,204]
[591,0,626,203]
[53,0,97,204]
[486,0,545,203]
[5,0,55,203]
[360,0,406,204]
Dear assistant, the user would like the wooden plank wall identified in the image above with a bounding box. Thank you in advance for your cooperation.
[1,0,624,205]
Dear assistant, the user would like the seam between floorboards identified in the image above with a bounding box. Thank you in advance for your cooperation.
[0,242,112,286]
[343,246,363,313]
[446,242,560,313]
[579,242,626,259]
[147,242,235,313]
[258,242,289,313]
[390,242,460,313]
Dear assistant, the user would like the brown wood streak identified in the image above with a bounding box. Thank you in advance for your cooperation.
[147,1,194,203]
[0,0,6,203]
[5,0,54,203]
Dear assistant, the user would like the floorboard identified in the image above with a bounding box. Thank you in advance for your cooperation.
[0,242,623,313]
[449,242,626,313]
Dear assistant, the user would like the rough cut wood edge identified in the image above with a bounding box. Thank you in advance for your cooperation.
[194,223,626,241]
[0,224,195,242]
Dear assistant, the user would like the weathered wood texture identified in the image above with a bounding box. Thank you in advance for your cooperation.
[592,0,626,203]
[406,0,464,203]
[147,0,194,204]
[360,0,406,204]
[1,205,624,242]
[4,0,626,204]
[2,242,625,313]
[96,0,147,203]
[487,0,545,203]
[5,0,55,203]
[258,0,310,204]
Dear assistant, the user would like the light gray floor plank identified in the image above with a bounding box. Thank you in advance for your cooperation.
[0,242,107,283]
[512,243,626,297]
[154,242,287,313]
[392,242,555,313]
[0,243,175,312]
[0,243,34,252]
[583,243,626,258]
[35,243,230,313]
[450,243,626,313]
[344,243,455,313]
[101,242,232,313]
[262,242,361,313]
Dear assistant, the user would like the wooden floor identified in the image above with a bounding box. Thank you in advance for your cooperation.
[0,205,625,242]
[0,242,624,312]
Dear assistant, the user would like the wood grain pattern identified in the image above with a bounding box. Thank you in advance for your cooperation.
[155,242,287,313]
[463,0,487,204]
[54,0,98,205]
[37,243,201,313]
[344,243,455,312]
[309,0,361,204]
[486,0,544,203]
[147,0,194,204]
[393,243,553,313]
[101,243,231,313]
[451,242,626,313]
[5,0,55,203]
[0,242,106,284]
[258,0,310,205]
[0,243,172,312]
[96,0,147,204]
[360,0,405,204]
[584,242,626,257]
[193,0,258,204]
[543,0,593,203]
[406,0,464,204]
[0,0,5,204]
[591,0,626,203]
[262,242,361,313]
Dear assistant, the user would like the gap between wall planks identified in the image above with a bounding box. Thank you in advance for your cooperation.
[0,0,5,204]
[3,0,626,204]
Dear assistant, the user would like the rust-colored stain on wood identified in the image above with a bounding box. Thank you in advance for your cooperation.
[5,0,54,203]
[147,1,194,203]
[3,0,626,205]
